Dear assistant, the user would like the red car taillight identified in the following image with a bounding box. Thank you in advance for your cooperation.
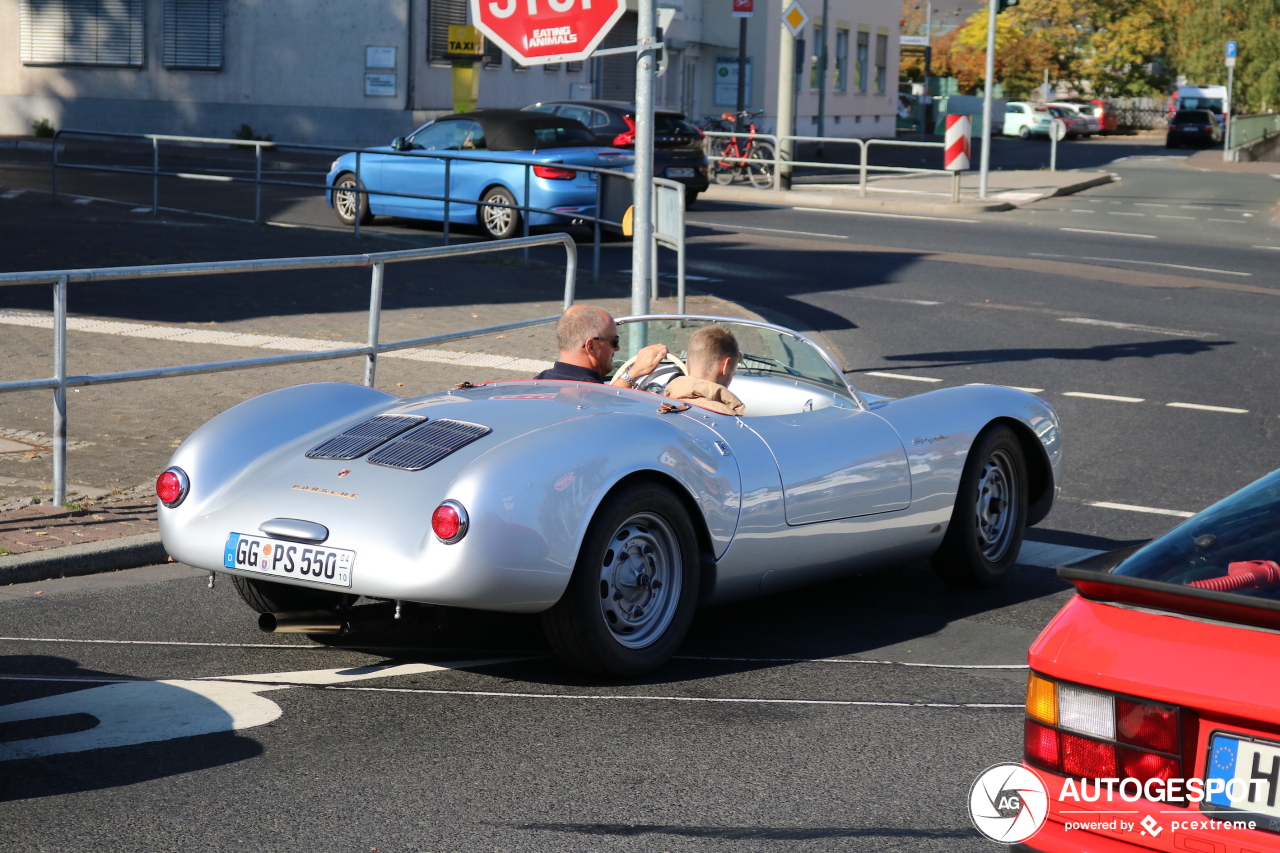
[431,500,469,544]
[156,466,189,507]
[533,165,576,180]
[612,114,637,146]
[1024,672,1182,795]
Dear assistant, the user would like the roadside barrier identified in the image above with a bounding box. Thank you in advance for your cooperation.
[0,234,578,505]
[701,131,948,196]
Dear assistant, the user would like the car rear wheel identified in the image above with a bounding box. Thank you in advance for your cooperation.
[541,481,700,676]
[333,173,374,226]
[232,574,344,614]
[479,186,520,240]
[930,424,1028,587]
[1018,126,1031,140]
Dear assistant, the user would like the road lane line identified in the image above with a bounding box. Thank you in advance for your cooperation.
[1069,209,1095,214]
[1031,253,1250,277]
[1062,392,1145,402]
[690,222,847,239]
[0,636,324,648]
[1167,402,1249,414]
[1060,228,1157,239]
[863,371,943,383]
[1089,501,1195,518]
[328,686,1021,709]
[1108,212,1146,217]
[72,198,91,205]
[1058,317,1209,337]
[792,207,981,223]
[1156,215,1196,220]
[1181,205,1214,210]
[129,207,151,213]
[675,656,1028,669]
[1134,203,1168,208]
[1252,246,1280,251]
[1208,219,1244,224]
[175,172,235,182]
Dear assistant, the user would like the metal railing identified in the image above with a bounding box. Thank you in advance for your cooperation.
[0,234,578,504]
[47,129,686,291]
[702,131,948,195]
[1229,113,1280,151]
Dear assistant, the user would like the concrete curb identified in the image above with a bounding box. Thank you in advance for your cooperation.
[0,532,169,586]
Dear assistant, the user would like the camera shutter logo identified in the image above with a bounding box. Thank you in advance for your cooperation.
[968,762,1049,843]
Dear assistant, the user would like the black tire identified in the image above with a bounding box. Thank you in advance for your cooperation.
[684,189,699,210]
[541,481,701,676]
[1018,126,1031,140]
[332,172,374,226]
[479,186,521,240]
[232,574,344,615]
[747,142,775,188]
[930,424,1028,588]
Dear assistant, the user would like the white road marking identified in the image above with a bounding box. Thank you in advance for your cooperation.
[695,223,848,239]
[1252,246,1280,251]
[792,207,981,223]
[1108,212,1145,217]
[1134,203,1168,208]
[1058,317,1209,337]
[1031,253,1250,277]
[327,686,1021,710]
[1060,228,1157,239]
[1167,402,1249,414]
[1089,501,1195,518]
[1181,205,1214,210]
[1,190,25,199]
[674,656,1028,669]
[965,383,1045,393]
[846,294,942,306]
[72,198,91,205]
[129,207,151,213]
[1208,219,1244,224]
[1156,215,1196,220]
[1062,391,1146,403]
[175,172,234,182]
[863,371,943,383]
[1016,541,1105,569]
[1069,209,1096,214]
[0,310,553,374]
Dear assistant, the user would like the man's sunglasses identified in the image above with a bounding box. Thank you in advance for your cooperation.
[592,336,620,349]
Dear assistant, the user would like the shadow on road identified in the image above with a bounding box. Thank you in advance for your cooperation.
[877,337,1234,369]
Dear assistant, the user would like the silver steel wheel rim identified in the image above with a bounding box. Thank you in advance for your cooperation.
[483,194,512,235]
[336,179,358,220]
[975,448,1018,562]
[597,511,682,649]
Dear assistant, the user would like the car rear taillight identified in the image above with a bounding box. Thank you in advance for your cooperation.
[613,114,637,147]
[533,165,576,180]
[1024,672,1182,794]
[431,500,469,544]
[156,467,189,507]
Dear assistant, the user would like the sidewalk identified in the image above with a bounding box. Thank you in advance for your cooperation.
[702,168,1115,214]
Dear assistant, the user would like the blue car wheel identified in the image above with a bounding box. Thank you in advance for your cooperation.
[333,172,374,226]
[479,186,520,240]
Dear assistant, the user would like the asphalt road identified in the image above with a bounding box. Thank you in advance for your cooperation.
[1,133,1278,850]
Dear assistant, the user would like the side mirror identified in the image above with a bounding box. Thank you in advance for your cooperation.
[391,136,407,151]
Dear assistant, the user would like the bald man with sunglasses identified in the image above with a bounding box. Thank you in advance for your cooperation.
[534,304,668,388]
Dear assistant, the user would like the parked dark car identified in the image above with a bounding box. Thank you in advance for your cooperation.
[1166,109,1223,148]
[524,100,710,207]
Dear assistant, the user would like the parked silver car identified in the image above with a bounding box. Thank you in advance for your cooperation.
[158,316,1062,676]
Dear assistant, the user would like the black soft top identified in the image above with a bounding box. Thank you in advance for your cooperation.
[441,109,598,151]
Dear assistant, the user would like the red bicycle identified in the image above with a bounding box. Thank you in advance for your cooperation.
[704,109,775,187]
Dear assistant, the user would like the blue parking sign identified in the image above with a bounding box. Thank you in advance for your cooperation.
[1226,40,1237,58]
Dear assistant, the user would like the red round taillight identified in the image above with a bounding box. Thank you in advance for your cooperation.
[431,500,468,544]
[156,467,189,507]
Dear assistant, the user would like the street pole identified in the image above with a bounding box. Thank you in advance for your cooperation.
[631,0,656,329]
[977,0,996,198]
[736,18,748,128]
[816,0,828,154]
[923,1,932,136]
[776,16,796,189]
[1223,63,1234,161]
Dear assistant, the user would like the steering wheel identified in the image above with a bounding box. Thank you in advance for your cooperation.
[615,353,688,393]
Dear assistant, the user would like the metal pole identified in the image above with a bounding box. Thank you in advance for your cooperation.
[776,18,796,190]
[443,158,452,245]
[978,0,996,199]
[816,2,828,154]
[631,0,657,353]
[364,262,385,387]
[522,164,531,266]
[1223,64,1234,161]
[563,238,578,310]
[152,137,160,217]
[951,169,960,203]
[923,2,932,137]
[52,276,68,506]
[254,143,263,225]
[51,131,58,204]
[1050,126,1058,171]
[736,17,748,127]
[676,189,686,314]
[592,177,602,281]
[354,151,362,240]
[859,140,868,196]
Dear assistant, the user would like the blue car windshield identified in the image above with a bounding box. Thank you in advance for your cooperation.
[1111,469,1280,603]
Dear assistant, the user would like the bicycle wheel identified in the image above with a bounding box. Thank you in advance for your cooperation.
[747,142,776,188]
[712,140,740,185]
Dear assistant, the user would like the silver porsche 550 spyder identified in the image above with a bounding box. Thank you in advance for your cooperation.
[158,315,1062,676]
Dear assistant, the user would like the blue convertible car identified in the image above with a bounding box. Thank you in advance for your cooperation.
[325,109,631,238]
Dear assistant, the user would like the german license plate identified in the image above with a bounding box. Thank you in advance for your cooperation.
[223,532,353,588]
[666,167,695,178]
[1205,732,1280,825]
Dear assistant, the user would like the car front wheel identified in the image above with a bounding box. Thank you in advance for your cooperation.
[541,481,700,676]
[332,173,374,226]
[930,424,1028,587]
[479,186,521,240]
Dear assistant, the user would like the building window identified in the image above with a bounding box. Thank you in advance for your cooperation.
[855,31,868,93]
[544,63,560,73]
[808,25,822,91]
[875,32,887,93]
[834,30,848,93]
[20,0,145,67]
[163,0,222,70]
[567,60,583,73]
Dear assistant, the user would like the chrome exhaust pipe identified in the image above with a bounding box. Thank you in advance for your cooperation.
[258,610,348,635]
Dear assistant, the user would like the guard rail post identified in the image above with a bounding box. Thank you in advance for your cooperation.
[52,275,68,506]
[860,140,869,197]
[254,144,263,225]
[676,186,686,314]
[364,260,385,387]
[522,165,532,266]
[50,131,59,204]
[353,151,362,240]
[562,234,578,310]
[151,137,160,217]
[592,176,602,282]
[443,158,452,245]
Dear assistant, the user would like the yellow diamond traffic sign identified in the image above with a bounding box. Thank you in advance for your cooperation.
[782,1,809,37]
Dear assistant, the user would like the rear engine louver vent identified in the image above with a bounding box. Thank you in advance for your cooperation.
[305,415,426,460]
[366,420,491,471]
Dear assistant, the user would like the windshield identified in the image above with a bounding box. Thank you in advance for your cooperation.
[1110,469,1280,605]
[614,317,851,395]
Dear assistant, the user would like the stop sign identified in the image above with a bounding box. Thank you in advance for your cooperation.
[470,0,627,66]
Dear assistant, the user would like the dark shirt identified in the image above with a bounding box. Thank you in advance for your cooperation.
[534,361,605,383]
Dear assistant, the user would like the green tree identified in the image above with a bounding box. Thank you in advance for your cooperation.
[931,10,1054,98]
[1167,0,1280,113]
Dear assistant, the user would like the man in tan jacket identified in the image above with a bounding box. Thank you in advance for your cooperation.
[664,324,746,416]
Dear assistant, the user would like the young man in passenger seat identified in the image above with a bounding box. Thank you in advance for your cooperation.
[665,324,746,416]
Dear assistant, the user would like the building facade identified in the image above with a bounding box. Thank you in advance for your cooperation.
[0,0,898,146]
